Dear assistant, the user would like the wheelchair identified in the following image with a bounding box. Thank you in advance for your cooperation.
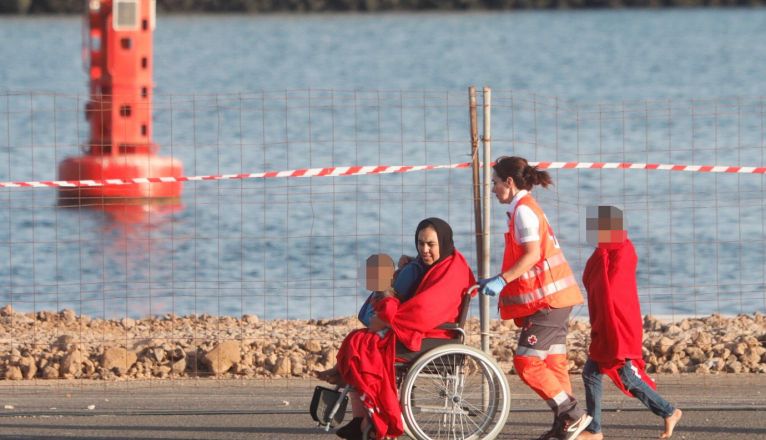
[311,287,511,440]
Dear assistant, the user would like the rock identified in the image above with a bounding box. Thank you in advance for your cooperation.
[121,318,135,329]
[5,366,22,380]
[102,347,137,375]
[322,348,338,365]
[665,325,683,336]
[61,349,85,377]
[644,315,663,332]
[671,341,687,354]
[59,309,76,322]
[171,358,186,375]
[725,359,743,373]
[732,342,748,356]
[201,341,241,375]
[572,350,587,367]
[659,361,679,374]
[693,332,713,352]
[743,336,760,348]
[304,340,322,353]
[272,356,291,376]
[55,335,76,350]
[234,364,254,376]
[19,356,37,379]
[708,358,725,372]
[0,304,13,316]
[41,365,60,379]
[571,320,588,333]
[685,347,707,365]
[243,314,259,325]
[655,337,674,356]
[83,359,96,376]
[36,311,55,322]
[740,348,762,367]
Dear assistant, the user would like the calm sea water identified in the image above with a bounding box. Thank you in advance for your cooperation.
[1,10,766,320]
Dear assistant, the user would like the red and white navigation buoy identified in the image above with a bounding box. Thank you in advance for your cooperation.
[58,0,182,205]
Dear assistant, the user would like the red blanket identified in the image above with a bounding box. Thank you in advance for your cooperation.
[582,238,656,396]
[336,250,475,437]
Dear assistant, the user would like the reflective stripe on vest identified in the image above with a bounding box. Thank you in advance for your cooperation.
[519,252,568,281]
[516,343,567,360]
[500,274,579,306]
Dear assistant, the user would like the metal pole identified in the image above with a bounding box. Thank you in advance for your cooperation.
[480,87,492,355]
[469,87,483,274]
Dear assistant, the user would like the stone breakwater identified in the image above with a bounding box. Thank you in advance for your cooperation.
[3,0,766,14]
[0,304,763,381]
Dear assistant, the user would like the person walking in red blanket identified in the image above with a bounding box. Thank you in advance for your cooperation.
[478,156,591,440]
[579,206,682,440]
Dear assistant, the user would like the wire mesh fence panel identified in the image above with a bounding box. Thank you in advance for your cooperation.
[490,91,766,320]
[1,89,765,404]
[0,89,482,398]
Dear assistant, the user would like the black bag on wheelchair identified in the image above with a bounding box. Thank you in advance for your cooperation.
[310,385,348,428]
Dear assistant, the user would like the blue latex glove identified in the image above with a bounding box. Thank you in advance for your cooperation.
[479,275,507,297]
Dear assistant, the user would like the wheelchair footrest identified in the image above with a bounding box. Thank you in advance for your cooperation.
[310,385,349,429]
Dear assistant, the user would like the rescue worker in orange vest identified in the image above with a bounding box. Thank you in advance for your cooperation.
[478,156,592,440]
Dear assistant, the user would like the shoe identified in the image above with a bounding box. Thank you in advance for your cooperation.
[561,414,593,440]
[534,417,564,440]
[335,417,362,439]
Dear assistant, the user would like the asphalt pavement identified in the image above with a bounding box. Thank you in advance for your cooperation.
[0,375,763,439]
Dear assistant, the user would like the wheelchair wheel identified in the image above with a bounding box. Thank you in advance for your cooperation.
[399,344,510,440]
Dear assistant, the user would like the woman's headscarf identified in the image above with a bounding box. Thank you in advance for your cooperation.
[415,217,455,268]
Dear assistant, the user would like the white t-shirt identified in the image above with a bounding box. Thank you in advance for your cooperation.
[507,190,540,244]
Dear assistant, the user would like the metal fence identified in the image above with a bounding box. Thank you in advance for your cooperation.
[1,89,764,392]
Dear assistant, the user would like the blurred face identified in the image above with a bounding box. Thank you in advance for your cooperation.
[491,171,514,204]
[365,255,395,291]
[586,205,626,246]
[417,226,440,265]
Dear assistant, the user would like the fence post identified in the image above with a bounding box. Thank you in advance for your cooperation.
[469,86,483,279]
[480,87,492,354]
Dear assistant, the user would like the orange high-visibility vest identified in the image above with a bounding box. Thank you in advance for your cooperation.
[498,194,583,320]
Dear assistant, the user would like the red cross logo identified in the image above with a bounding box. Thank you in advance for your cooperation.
[527,335,538,346]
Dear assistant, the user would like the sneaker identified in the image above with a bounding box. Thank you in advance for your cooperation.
[560,414,593,440]
[533,417,564,440]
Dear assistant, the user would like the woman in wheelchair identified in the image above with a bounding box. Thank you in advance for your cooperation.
[327,218,476,439]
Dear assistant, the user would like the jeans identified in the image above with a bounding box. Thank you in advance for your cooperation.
[582,358,675,433]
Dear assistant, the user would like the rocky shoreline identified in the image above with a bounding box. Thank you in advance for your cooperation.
[0,304,763,381]
[2,0,765,14]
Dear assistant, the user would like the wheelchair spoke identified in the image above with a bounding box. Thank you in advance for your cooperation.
[401,345,510,440]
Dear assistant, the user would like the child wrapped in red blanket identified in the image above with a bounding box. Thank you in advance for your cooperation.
[579,206,682,440]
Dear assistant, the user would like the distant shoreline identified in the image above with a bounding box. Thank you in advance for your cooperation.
[2,2,765,15]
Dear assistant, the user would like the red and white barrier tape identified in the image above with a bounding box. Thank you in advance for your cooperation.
[1,161,765,189]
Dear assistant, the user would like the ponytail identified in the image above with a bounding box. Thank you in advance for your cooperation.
[493,156,553,190]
